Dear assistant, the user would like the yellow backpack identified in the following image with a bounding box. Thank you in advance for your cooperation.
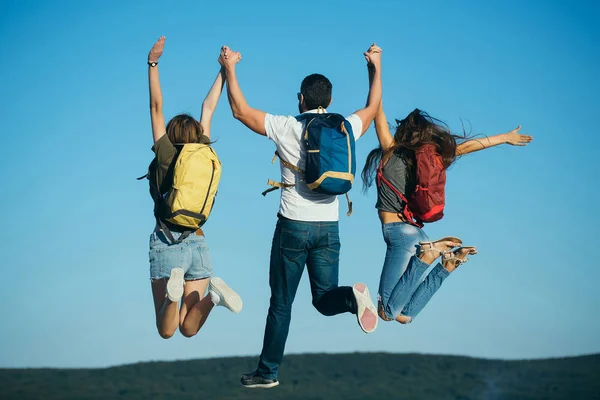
[143,144,221,243]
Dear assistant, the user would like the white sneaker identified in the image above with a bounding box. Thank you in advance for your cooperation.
[166,268,185,302]
[209,277,242,313]
[353,283,378,333]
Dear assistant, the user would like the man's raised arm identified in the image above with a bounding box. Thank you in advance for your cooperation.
[219,46,267,136]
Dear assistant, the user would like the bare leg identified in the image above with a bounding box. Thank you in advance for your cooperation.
[179,278,214,337]
[151,279,180,339]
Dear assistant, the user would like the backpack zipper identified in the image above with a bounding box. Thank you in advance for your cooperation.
[199,154,217,219]
[340,121,352,174]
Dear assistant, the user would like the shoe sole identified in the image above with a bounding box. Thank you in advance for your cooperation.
[353,283,378,333]
[210,277,243,313]
[419,236,462,246]
[241,381,280,389]
[166,268,185,302]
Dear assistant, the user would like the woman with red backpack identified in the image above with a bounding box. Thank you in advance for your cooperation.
[361,106,532,324]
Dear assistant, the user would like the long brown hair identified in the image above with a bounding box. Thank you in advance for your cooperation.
[362,109,463,191]
[166,113,210,144]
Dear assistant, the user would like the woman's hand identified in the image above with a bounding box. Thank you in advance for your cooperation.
[504,125,533,146]
[364,43,382,68]
[218,45,242,68]
[148,36,165,63]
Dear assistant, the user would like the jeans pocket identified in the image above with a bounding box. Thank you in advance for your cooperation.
[149,242,183,278]
[383,223,422,254]
[149,231,169,253]
[196,240,210,259]
[323,231,341,264]
[280,228,308,261]
[149,231,159,246]
[195,241,213,276]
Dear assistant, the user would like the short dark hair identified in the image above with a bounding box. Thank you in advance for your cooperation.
[300,74,332,110]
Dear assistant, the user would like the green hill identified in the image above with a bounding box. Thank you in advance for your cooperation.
[1,353,598,400]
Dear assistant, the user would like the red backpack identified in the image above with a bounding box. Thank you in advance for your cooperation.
[377,144,446,228]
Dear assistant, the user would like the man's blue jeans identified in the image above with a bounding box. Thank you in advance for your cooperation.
[378,222,450,321]
[256,215,357,379]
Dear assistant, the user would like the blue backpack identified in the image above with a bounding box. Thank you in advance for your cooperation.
[263,111,356,215]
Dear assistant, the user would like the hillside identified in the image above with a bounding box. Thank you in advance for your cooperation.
[1,352,599,400]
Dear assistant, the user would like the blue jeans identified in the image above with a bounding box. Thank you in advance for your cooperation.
[378,222,450,321]
[256,215,357,379]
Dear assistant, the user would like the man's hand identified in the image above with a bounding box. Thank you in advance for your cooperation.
[504,125,533,146]
[148,36,165,63]
[364,43,382,69]
[218,45,242,69]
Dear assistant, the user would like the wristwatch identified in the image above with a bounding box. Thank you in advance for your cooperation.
[148,60,158,67]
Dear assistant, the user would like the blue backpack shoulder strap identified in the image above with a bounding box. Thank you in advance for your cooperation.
[294,113,314,122]
[325,113,347,126]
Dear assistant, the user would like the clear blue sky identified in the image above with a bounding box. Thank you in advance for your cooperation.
[1,0,598,368]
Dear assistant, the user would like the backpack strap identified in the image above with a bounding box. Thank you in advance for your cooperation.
[261,180,296,196]
[157,218,193,245]
[376,159,422,228]
[144,159,195,245]
[262,151,304,196]
[345,193,353,217]
[294,113,325,141]
[273,151,303,173]
[263,152,354,217]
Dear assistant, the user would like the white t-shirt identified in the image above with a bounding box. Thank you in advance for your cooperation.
[265,109,363,222]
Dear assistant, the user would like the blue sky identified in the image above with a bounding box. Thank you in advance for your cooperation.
[0,0,598,368]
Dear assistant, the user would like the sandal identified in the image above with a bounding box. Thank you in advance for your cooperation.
[418,237,462,257]
[378,300,392,322]
[442,246,477,267]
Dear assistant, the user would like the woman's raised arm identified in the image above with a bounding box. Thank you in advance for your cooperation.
[374,103,395,151]
[199,67,227,140]
[148,36,166,144]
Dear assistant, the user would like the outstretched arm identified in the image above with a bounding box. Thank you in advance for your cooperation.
[199,69,226,139]
[353,43,383,137]
[456,125,533,156]
[148,36,167,143]
[219,46,267,136]
[374,102,394,151]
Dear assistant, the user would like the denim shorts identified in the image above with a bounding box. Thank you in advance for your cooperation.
[149,228,213,281]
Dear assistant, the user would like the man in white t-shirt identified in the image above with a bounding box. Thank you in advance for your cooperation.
[219,44,382,389]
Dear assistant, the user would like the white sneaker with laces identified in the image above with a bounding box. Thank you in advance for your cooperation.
[209,277,242,313]
[166,268,185,302]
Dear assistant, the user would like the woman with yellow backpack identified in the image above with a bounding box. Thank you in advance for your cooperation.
[145,36,242,339]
